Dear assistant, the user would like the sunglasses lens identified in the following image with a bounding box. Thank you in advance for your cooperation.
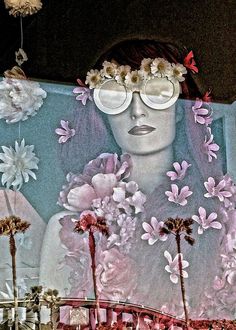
[144,78,174,104]
[95,80,130,114]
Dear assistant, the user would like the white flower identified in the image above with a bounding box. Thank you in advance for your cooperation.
[0,139,39,190]
[0,77,47,123]
[192,206,222,234]
[115,65,131,84]
[150,58,171,77]
[15,48,28,66]
[140,58,153,77]
[4,0,43,17]
[85,69,103,89]
[168,63,187,82]
[124,70,144,91]
[101,61,117,78]
[164,250,189,284]
[141,217,168,245]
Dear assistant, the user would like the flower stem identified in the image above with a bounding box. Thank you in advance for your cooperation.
[9,234,19,330]
[89,230,100,325]
[176,233,189,327]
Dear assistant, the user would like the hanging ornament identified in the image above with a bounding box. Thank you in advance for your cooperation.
[4,0,43,17]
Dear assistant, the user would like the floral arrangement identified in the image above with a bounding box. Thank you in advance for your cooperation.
[4,0,43,17]
[0,139,39,190]
[0,71,47,124]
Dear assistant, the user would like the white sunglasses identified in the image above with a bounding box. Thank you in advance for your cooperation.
[94,77,180,115]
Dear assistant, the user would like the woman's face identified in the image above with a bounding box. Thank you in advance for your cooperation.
[107,92,176,155]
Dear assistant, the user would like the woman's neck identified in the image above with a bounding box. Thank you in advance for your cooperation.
[125,145,173,194]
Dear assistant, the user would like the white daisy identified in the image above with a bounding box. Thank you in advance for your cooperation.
[124,70,144,91]
[140,58,153,77]
[115,65,131,84]
[85,69,103,89]
[168,63,187,82]
[101,61,117,78]
[0,139,39,190]
[0,78,47,124]
[150,58,171,78]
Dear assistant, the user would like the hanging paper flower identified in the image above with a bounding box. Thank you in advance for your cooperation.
[0,77,47,124]
[166,160,191,181]
[192,207,222,234]
[73,78,92,105]
[4,0,43,17]
[55,120,75,144]
[165,184,193,206]
[204,177,232,202]
[164,250,189,284]
[192,98,213,125]
[0,139,39,190]
[15,48,28,66]
[141,217,168,245]
[202,128,219,162]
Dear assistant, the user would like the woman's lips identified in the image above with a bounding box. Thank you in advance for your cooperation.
[128,125,156,136]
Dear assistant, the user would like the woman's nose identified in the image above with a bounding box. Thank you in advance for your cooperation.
[130,93,148,120]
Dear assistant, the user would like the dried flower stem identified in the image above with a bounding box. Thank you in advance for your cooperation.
[176,233,189,326]
[89,230,101,325]
[9,234,19,330]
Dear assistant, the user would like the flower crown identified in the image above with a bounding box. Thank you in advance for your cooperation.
[84,51,198,91]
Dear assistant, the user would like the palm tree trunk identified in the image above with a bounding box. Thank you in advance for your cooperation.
[88,230,100,325]
[9,234,19,330]
[175,233,189,327]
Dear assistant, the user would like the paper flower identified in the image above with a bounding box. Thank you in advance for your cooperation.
[141,217,168,245]
[140,58,153,77]
[4,0,42,17]
[204,177,232,202]
[183,50,198,74]
[101,61,117,78]
[0,139,39,190]
[192,207,222,234]
[55,120,75,144]
[124,70,144,91]
[203,129,219,162]
[164,250,189,284]
[15,48,28,66]
[169,63,187,82]
[73,78,92,105]
[192,98,212,125]
[115,65,131,84]
[165,184,193,206]
[0,77,47,123]
[85,69,103,89]
[151,58,171,78]
[166,160,191,181]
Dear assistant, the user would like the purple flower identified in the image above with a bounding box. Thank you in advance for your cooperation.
[165,184,193,206]
[55,120,75,144]
[192,206,222,234]
[204,177,232,202]
[202,129,219,162]
[73,78,92,105]
[141,217,168,245]
[166,160,191,181]
[192,98,213,125]
[164,250,189,284]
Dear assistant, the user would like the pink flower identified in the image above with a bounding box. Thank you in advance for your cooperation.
[204,177,232,202]
[166,160,191,181]
[164,250,189,284]
[73,78,92,105]
[192,206,222,234]
[141,217,168,245]
[55,120,75,143]
[192,98,212,125]
[202,129,219,162]
[165,184,193,206]
[96,247,137,300]
[65,173,117,211]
